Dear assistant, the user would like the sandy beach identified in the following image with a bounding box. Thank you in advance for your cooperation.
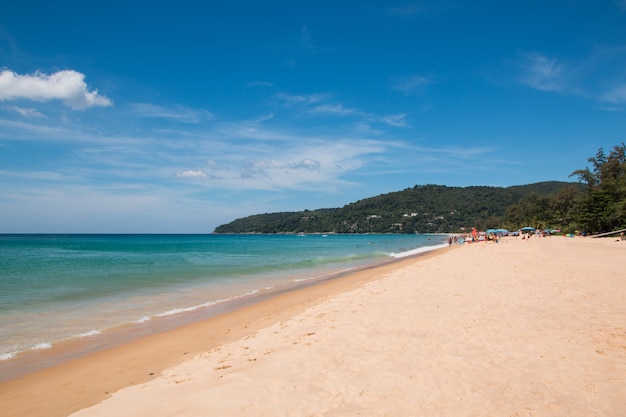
[2,236,625,417]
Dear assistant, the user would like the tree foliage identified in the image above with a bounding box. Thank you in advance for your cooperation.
[214,182,578,234]
[214,144,626,235]
[569,143,626,233]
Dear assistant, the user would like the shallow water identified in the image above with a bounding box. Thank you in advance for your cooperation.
[0,233,448,365]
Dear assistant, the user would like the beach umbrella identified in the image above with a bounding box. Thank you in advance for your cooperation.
[486,229,497,234]
[520,227,535,232]
[496,229,510,235]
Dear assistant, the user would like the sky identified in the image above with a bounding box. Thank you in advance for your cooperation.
[1,0,626,233]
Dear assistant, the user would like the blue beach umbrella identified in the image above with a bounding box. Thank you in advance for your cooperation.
[520,227,535,232]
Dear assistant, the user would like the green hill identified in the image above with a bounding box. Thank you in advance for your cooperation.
[214,181,579,234]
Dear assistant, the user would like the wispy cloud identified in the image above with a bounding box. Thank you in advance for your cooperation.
[309,103,358,116]
[513,46,626,106]
[391,75,431,94]
[0,69,112,110]
[601,84,626,104]
[3,105,45,117]
[252,112,274,123]
[273,89,411,127]
[517,53,566,93]
[168,129,389,191]
[176,169,208,179]
[130,103,214,123]
[274,92,328,107]
[310,103,410,127]
[378,113,409,127]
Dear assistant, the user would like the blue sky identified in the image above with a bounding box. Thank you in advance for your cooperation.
[1,1,626,233]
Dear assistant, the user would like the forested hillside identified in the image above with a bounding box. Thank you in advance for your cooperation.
[214,182,578,234]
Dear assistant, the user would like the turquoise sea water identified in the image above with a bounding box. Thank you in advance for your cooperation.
[0,233,447,366]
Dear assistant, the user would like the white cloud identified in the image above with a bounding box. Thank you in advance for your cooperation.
[310,104,409,127]
[252,158,321,172]
[601,83,626,104]
[274,92,327,107]
[514,48,626,105]
[0,69,112,110]
[310,103,358,116]
[391,75,430,94]
[3,105,45,117]
[517,53,566,93]
[176,169,208,179]
[378,113,409,127]
[172,134,387,191]
[130,103,214,123]
[291,159,320,170]
[252,112,274,123]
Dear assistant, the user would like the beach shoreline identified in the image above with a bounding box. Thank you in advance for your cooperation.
[0,233,447,371]
[3,236,625,417]
[0,245,450,417]
[0,241,447,384]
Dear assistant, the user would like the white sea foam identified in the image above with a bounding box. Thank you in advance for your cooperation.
[0,351,17,361]
[233,289,260,299]
[155,301,217,318]
[134,315,152,324]
[31,342,52,351]
[389,243,448,258]
[153,288,267,319]
[75,330,101,338]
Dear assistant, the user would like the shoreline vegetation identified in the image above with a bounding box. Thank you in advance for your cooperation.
[215,144,626,236]
[2,235,625,417]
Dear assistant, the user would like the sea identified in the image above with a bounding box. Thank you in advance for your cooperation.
[0,233,448,379]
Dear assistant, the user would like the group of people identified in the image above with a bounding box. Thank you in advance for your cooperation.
[450,230,626,244]
[448,232,499,245]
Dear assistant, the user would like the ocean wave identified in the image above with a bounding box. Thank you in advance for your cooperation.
[31,342,52,351]
[0,351,17,361]
[389,243,448,258]
[134,315,152,324]
[232,289,260,299]
[155,301,217,318]
[154,288,264,319]
[74,330,102,338]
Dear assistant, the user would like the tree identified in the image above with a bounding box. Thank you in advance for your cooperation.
[570,143,626,233]
[504,194,551,230]
[550,185,578,230]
